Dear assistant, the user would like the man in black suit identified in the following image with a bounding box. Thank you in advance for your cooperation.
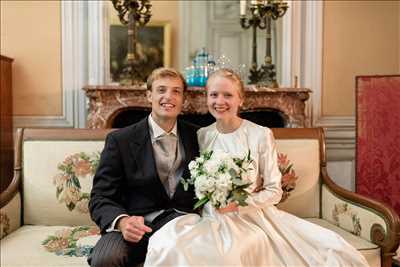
[88,68,199,267]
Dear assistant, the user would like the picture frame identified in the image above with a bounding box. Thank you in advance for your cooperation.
[109,20,171,84]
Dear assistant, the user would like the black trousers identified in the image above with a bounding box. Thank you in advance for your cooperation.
[88,209,184,267]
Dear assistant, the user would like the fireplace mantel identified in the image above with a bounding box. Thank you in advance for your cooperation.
[83,85,311,129]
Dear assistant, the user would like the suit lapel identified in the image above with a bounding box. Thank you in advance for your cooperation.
[174,120,196,198]
[177,120,195,166]
[129,117,170,201]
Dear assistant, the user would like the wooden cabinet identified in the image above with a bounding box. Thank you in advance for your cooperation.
[1,55,14,192]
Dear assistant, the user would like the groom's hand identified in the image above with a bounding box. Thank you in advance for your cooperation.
[118,216,152,243]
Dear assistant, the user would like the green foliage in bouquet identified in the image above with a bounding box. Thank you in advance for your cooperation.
[182,150,253,210]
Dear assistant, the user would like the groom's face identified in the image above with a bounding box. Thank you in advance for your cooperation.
[147,77,185,122]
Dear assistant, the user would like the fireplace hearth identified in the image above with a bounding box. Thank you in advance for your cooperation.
[83,85,311,128]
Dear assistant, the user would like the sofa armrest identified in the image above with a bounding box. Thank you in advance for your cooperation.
[0,192,21,239]
[321,167,400,267]
[1,128,24,239]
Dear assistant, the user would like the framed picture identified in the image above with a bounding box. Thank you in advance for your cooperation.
[109,21,171,84]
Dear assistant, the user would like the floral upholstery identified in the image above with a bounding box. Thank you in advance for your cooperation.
[277,153,298,203]
[42,226,100,257]
[1,225,100,266]
[0,193,21,239]
[276,139,320,218]
[53,152,100,214]
[23,141,103,226]
[322,184,387,243]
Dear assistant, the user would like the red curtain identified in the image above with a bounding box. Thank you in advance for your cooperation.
[356,75,400,215]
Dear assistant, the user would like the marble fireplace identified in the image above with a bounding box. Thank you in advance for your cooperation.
[83,85,311,129]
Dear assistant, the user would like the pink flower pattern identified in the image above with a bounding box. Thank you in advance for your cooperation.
[53,152,100,213]
[277,153,299,203]
[0,211,11,238]
[42,226,100,257]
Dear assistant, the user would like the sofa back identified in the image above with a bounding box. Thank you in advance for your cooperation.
[274,128,323,218]
[19,129,110,226]
[17,127,325,226]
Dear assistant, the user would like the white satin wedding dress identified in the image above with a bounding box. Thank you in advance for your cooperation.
[144,120,369,267]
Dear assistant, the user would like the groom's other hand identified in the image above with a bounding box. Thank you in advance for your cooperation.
[118,216,152,242]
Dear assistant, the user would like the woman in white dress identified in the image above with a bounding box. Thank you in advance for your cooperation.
[144,69,369,267]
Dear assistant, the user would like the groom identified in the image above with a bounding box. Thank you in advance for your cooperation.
[88,68,199,267]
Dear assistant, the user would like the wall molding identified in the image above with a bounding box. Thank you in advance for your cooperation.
[286,1,356,161]
[13,1,110,129]
[13,1,82,128]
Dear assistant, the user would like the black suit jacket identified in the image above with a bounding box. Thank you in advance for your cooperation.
[89,117,199,232]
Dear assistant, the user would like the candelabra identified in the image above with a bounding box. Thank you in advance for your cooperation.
[111,0,152,85]
[240,0,288,87]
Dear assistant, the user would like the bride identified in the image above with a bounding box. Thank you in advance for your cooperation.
[144,69,369,266]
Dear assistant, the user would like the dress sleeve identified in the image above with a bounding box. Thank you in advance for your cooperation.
[239,128,282,212]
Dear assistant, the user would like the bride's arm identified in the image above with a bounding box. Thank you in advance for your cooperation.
[239,128,283,212]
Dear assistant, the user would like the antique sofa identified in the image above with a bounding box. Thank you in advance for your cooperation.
[1,127,399,267]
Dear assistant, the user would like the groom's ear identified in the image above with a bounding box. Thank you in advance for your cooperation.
[146,89,153,103]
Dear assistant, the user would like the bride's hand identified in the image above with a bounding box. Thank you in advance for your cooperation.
[252,176,265,193]
[217,202,238,213]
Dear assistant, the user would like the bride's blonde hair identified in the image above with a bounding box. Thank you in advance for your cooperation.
[206,68,245,99]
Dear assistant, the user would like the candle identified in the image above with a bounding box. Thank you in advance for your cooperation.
[240,0,246,16]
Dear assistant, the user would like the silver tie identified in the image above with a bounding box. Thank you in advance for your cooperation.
[154,134,178,196]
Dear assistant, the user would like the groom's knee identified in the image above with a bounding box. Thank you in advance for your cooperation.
[88,232,147,267]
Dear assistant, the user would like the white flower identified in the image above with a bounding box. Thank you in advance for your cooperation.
[188,160,197,171]
[194,175,215,198]
[183,150,253,209]
[203,159,220,175]
[210,189,229,208]
[195,157,205,164]
[214,173,232,191]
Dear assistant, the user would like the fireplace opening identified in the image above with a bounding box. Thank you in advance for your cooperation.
[111,108,287,128]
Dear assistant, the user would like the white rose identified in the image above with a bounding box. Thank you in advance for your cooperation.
[194,175,215,198]
[188,160,197,171]
[226,159,240,174]
[215,173,232,191]
[195,157,205,164]
[203,160,219,175]
[210,189,228,208]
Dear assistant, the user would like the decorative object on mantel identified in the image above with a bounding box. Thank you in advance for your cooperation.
[186,51,249,89]
[240,0,288,87]
[185,48,216,87]
[82,85,311,129]
[111,0,152,85]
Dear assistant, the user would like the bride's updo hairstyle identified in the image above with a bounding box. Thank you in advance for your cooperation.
[206,68,245,99]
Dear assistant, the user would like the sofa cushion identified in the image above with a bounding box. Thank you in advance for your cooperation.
[1,220,380,267]
[1,225,100,267]
[23,141,104,226]
[306,218,381,267]
[276,139,320,218]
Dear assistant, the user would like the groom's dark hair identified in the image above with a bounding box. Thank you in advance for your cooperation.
[147,67,188,92]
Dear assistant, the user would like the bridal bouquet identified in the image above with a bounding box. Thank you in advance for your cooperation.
[182,150,253,209]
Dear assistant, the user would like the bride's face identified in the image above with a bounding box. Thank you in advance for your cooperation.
[207,76,243,121]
